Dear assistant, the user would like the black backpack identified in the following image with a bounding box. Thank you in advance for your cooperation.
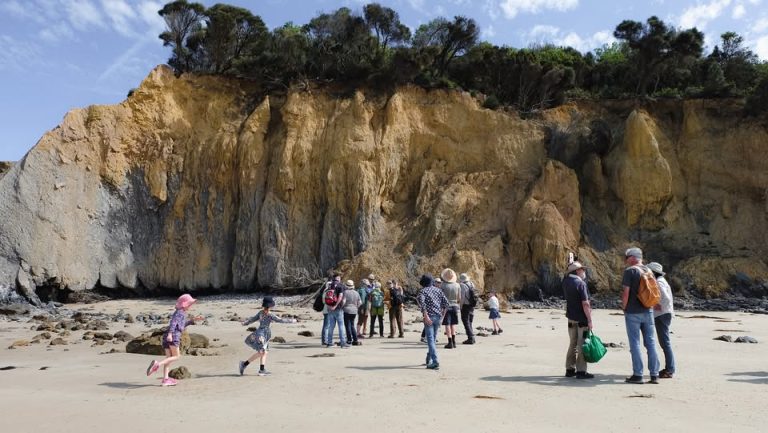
[464,282,478,308]
[391,290,404,307]
[312,283,329,312]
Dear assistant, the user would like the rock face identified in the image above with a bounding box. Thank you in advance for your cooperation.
[0,162,12,180]
[1,66,767,300]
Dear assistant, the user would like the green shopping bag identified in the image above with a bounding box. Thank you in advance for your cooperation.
[581,331,607,363]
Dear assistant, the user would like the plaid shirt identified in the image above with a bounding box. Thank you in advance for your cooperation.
[418,285,449,317]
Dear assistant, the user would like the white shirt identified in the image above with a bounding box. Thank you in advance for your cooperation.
[488,295,499,310]
[654,276,674,317]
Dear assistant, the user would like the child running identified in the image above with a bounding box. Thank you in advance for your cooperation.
[239,296,297,376]
[146,294,202,386]
[488,290,503,335]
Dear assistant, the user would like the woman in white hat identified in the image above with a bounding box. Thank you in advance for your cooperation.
[648,262,675,378]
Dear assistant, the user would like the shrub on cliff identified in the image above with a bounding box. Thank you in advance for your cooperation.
[745,77,768,116]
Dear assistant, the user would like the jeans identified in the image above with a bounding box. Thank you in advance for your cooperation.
[625,311,660,377]
[565,320,589,372]
[321,313,329,345]
[424,313,441,365]
[344,313,358,344]
[389,307,403,337]
[460,305,475,340]
[326,309,346,346]
[654,313,675,374]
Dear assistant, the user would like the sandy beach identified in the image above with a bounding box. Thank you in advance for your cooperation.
[1,296,767,433]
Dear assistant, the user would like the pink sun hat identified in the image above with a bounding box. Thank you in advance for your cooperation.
[175,294,197,310]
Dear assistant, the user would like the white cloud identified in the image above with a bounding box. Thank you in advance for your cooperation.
[753,17,768,33]
[755,34,768,59]
[733,4,746,18]
[137,1,166,35]
[101,0,138,37]
[500,0,579,19]
[679,0,732,30]
[482,25,496,39]
[39,22,75,43]
[525,26,615,52]
[0,35,43,72]
[65,0,105,31]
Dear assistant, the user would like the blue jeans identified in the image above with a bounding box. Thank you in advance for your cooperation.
[326,309,346,346]
[625,311,660,377]
[424,313,441,365]
[321,313,329,345]
[654,313,675,374]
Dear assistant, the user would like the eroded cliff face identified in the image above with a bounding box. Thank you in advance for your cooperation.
[1,66,766,302]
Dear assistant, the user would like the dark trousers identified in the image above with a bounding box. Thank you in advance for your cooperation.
[461,305,475,340]
[654,313,676,374]
[389,307,404,337]
[370,314,384,336]
[344,313,358,343]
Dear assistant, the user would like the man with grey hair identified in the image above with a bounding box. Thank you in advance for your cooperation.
[622,247,660,384]
[563,261,594,379]
[459,273,477,345]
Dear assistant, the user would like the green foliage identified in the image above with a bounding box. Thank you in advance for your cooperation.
[745,77,768,116]
[482,95,500,109]
[154,1,767,109]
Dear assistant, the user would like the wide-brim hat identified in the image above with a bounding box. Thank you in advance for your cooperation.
[647,262,665,276]
[262,296,275,308]
[566,261,586,273]
[176,294,197,310]
[441,268,457,283]
[345,280,355,288]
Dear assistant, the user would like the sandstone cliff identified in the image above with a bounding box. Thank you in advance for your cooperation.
[1,66,766,303]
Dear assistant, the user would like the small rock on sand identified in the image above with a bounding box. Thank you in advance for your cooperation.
[169,366,191,380]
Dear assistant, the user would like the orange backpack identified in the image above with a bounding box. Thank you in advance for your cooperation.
[633,265,661,308]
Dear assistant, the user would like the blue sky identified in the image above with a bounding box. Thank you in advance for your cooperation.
[1,0,767,161]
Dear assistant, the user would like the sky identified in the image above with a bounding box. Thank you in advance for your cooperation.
[1,0,767,162]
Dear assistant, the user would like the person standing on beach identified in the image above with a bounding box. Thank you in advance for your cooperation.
[320,275,339,346]
[239,296,297,376]
[622,247,660,384]
[648,262,675,379]
[325,278,348,348]
[369,282,385,337]
[388,280,405,338]
[487,290,503,334]
[342,280,362,346]
[418,274,448,370]
[145,294,202,386]
[459,273,477,345]
[563,261,594,379]
[356,278,371,339]
[440,268,461,349]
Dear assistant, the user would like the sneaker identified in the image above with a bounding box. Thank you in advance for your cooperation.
[462,339,475,345]
[238,361,246,376]
[351,341,361,346]
[659,370,674,379]
[624,375,644,384]
[419,337,426,344]
[491,331,499,335]
[647,376,659,384]
[388,335,394,339]
[565,368,576,378]
[576,372,594,379]
[258,370,271,376]
[426,362,440,370]
[498,329,503,334]
[146,360,159,376]
[398,334,404,338]
[161,378,177,387]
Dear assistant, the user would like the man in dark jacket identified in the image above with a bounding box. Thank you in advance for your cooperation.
[563,261,594,379]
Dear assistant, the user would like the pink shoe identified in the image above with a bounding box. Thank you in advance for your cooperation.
[161,378,177,387]
[146,360,159,376]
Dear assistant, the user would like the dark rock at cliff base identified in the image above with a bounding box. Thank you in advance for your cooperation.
[0,304,29,315]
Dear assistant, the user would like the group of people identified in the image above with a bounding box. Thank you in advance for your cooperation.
[143,245,676,385]
[563,247,676,384]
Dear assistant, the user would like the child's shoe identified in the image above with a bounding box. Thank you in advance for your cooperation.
[258,369,271,376]
[146,360,159,376]
[238,361,246,376]
[161,378,177,386]
[498,329,503,334]
[491,330,499,335]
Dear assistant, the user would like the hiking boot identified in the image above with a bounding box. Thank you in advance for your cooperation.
[388,335,394,338]
[238,361,247,376]
[491,331,499,335]
[462,339,475,345]
[576,372,594,379]
[398,334,404,338]
[426,362,440,370]
[444,342,453,349]
[659,370,674,379]
[498,329,503,334]
[624,375,644,384]
[565,368,576,378]
[647,376,659,384]
[419,337,426,343]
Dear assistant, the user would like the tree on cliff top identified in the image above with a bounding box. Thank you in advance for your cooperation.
[158,0,205,73]
[413,16,479,78]
[363,3,411,67]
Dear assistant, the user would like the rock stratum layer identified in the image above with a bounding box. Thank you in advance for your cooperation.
[1,66,767,303]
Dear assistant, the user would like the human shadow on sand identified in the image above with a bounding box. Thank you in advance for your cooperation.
[480,374,627,387]
[99,382,156,389]
[725,371,768,384]
[347,364,426,371]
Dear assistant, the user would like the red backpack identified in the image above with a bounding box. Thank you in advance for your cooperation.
[324,284,339,306]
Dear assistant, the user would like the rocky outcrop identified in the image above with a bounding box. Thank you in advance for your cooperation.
[1,66,767,301]
[0,162,11,180]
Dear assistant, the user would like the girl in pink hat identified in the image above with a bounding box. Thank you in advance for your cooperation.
[145,294,202,386]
